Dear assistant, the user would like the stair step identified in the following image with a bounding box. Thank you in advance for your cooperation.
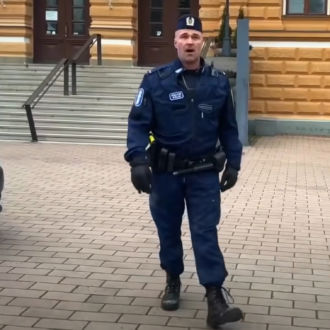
[0,63,230,145]
[0,92,135,101]
[36,134,126,145]
[0,132,32,140]
[35,119,127,127]
[37,124,127,133]
[1,111,128,120]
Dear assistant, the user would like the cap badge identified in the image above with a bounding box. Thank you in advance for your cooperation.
[186,17,195,27]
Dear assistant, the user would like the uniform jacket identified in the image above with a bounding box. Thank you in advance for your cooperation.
[124,59,242,170]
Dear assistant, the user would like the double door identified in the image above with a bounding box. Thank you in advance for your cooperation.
[138,0,200,66]
[34,0,90,63]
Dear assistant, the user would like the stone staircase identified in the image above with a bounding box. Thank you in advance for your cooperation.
[0,61,237,145]
[0,64,149,145]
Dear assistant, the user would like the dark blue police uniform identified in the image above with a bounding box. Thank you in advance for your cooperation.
[124,58,242,287]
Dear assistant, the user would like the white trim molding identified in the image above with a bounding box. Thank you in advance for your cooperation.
[250,41,330,48]
[0,37,30,43]
[101,39,133,46]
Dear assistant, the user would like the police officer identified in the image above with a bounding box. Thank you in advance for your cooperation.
[124,14,243,328]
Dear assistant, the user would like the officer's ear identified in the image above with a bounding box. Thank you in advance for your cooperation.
[174,31,178,49]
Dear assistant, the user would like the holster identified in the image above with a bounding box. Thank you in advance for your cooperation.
[212,151,226,172]
[150,146,176,173]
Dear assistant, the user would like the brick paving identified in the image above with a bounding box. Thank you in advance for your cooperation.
[0,135,329,330]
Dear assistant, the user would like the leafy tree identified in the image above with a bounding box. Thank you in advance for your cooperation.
[215,3,232,48]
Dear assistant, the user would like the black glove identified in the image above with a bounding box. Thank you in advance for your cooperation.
[220,165,238,192]
[130,163,152,194]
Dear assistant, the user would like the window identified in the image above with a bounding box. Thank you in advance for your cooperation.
[72,0,86,36]
[150,0,163,37]
[286,0,327,15]
[179,0,191,17]
[45,0,58,35]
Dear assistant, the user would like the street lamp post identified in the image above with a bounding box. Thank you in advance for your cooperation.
[221,0,231,56]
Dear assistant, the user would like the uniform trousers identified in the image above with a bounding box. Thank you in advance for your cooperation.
[149,170,228,286]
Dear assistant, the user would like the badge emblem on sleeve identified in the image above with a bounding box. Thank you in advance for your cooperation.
[134,88,144,107]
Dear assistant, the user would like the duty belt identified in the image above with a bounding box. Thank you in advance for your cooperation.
[150,147,226,175]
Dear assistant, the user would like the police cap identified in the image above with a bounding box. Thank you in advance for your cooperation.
[176,14,202,33]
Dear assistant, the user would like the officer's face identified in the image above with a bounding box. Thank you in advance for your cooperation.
[174,29,203,69]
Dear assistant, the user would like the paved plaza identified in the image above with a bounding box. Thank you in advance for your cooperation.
[0,135,329,330]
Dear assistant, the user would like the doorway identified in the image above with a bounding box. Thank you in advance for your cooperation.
[34,0,90,63]
[138,0,199,66]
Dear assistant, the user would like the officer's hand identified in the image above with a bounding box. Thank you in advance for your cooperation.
[220,166,238,192]
[131,164,152,194]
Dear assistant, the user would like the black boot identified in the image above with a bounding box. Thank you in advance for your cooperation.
[206,286,243,328]
[161,273,181,311]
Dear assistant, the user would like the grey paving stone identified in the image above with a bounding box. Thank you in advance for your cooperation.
[268,326,317,330]
[41,292,88,302]
[0,316,38,327]
[70,311,120,322]
[101,304,149,315]
[33,318,88,329]
[167,316,206,328]
[0,289,45,299]
[0,306,26,316]
[85,323,137,330]
[244,314,292,325]
[2,327,49,330]
[87,295,133,305]
[294,318,330,328]
[1,136,329,330]
[22,307,73,319]
[138,326,186,330]
[118,314,168,326]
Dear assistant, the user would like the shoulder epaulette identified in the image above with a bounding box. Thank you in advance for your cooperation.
[207,62,226,77]
[212,67,226,77]
[146,63,173,80]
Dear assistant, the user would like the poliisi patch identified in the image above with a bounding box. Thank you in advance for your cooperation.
[169,91,184,101]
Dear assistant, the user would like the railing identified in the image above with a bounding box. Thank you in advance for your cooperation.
[22,34,102,142]
[71,34,102,95]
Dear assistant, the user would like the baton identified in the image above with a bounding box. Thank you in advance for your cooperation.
[173,162,214,176]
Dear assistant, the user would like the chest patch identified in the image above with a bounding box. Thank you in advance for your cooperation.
[169,91,184,101]
[198,104,213,111]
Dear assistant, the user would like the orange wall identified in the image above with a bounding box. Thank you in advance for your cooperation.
[1,0,330,119]
[250,48,330,116]
[0,0,33,59]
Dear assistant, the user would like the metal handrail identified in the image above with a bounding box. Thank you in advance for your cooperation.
[72,34,102,65]
[22,34,102,142]
[23,58,69,142]
[71,34,102,95]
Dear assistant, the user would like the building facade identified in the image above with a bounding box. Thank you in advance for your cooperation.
[1,0,329,127]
